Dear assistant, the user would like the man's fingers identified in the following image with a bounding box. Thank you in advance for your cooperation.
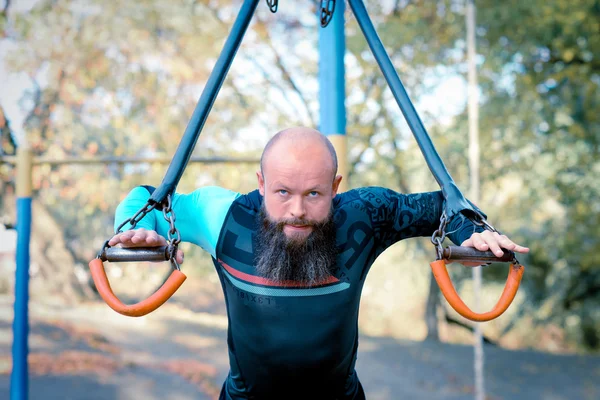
[118,230,138,245]
[496,234,515,250]
[512,244,530,253]
[478,231,502,257]
[130,228,148,244]
[108,230,134,246]
[144,230,156,243]
[145,230,166,246]
[483,232,531,257]
[107,234,121,246]
[176,249,184,265]
[460,238,473,248]
[460,232,529,267]
[497,236,530,254]
[471,233,489,251]
[108,229,170,248]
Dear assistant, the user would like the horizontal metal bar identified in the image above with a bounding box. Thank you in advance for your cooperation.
[443,246,514,263]
[99,246,170,263]
[0,155,259,166]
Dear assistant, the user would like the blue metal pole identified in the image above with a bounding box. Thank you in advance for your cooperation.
[11,147,33,400]
[319,0,348,192]
[348,0,474,218]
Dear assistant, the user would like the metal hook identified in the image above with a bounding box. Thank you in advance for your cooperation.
[320,0,336,27]
[266,0,278,13]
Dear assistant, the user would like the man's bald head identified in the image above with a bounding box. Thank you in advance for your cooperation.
[256,126,344,233]
[260,127,338,181]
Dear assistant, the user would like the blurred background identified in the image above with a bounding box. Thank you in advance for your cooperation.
[0,0,598,399]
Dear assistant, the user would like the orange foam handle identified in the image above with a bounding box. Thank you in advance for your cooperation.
[89,258,187,317]
[430,259,524,322]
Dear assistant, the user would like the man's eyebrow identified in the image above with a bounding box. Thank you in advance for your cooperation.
[271,182,292,191]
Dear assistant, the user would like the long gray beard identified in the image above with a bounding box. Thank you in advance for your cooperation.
[254,205,338,287]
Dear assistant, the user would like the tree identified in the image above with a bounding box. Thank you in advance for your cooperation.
[449,0,600,350]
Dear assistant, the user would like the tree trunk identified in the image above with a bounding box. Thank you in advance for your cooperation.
[2,197,99,303]
[425,270,441,341]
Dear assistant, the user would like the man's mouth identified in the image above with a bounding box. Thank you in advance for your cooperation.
[284,224,312,233]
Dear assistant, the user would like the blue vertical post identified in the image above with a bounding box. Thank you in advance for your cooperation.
[11,147,32,400]
[319,0,348,192]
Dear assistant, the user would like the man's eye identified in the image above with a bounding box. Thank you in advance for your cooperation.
[278,190,288,195]
[309,191,319,197]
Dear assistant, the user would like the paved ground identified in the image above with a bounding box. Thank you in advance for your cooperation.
[0,295,598,400]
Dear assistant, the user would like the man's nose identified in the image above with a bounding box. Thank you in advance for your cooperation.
[289,196,306,219]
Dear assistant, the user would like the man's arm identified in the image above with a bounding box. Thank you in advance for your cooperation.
[356,187,529,261]
[356,187,483,250]
[110,185,241,258]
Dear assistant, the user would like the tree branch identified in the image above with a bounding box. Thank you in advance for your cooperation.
[263,33,317,126]
[0,106,17,156]
[379,98,411,193]
[252,13,316,127]
[443,309,498,346]
[1,0,10,18]
[564,282,600,310]
[23,69,66,152]
[347,86,385,180]
[548,55,600,71]
[200,2,299,122]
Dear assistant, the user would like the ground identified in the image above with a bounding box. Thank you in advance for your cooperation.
[0,279,598,400]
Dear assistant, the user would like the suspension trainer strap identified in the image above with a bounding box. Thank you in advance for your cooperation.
[348,0,525,323]
[90,0,260,318]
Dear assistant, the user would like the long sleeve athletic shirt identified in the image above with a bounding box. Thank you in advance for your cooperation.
[114,186,483,400]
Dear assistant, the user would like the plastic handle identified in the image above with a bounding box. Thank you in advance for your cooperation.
[430,259,524,322]
[89,258,186,317]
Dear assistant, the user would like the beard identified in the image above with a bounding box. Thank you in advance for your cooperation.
[254,204,338,287]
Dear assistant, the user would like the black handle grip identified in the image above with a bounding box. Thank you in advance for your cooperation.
[99,246,170,263]
[442,246,514,263]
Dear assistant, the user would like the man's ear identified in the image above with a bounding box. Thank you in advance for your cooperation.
[331,175,343,198]
[257,170,265,196]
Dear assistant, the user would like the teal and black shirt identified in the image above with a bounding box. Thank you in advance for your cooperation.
[115,186,481,400]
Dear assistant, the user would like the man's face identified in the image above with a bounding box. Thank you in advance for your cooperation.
[257,141,342,240]
[255,204,337,286]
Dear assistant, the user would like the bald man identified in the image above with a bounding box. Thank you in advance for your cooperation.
[110,127,529,400]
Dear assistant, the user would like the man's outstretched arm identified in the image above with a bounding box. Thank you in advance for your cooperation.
[108,185,241,261]
[357,187,529,260]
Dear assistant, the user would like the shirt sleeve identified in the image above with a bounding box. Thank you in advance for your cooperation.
[113,185,241,258]
[356,187,483,251]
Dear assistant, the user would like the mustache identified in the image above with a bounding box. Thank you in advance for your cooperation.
[266,213,333,231]
[272,217,321,229]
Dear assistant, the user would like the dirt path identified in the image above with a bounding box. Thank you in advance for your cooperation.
[0,294,598,400]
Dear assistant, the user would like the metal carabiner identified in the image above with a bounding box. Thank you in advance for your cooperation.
[266,0,278,13]
[320,0,336,27]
